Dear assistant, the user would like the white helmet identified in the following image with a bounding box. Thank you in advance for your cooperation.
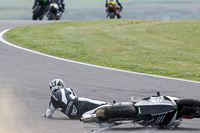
[49,79,66,92]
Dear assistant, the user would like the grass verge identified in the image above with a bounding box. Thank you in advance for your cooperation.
[5,19,200,81]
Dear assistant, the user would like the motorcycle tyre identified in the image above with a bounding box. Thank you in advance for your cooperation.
[48,12,56,20]
[32,5,41,20]
[109,12,116,19]
[96,105,137,123]
[55,17,60,20]
[177,99,200,118]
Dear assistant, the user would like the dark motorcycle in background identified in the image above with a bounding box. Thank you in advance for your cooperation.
[81,92,200,131]
[47,2,62,20]
[32,0,49,20]
[106,3,121,19]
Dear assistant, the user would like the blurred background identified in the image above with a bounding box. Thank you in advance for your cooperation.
[0,0,200,20]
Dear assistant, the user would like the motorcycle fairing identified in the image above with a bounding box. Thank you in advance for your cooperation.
[107,4,117,11]
[135,95,179,126]
[136,95,177,115]
[136,105,175,116]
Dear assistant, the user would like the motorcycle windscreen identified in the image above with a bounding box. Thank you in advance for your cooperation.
[137,105,176,116]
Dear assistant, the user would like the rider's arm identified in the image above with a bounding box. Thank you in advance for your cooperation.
[61,0,65,10]
[116,0,123,9]
[105,0,108,7]
[44,102,56,118]
[32,0,36,9]
[66,88,77,99]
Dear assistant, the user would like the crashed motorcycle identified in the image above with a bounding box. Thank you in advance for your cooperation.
[47,2,62,20]
[106,3,121,19]
[32,0,49,20]
[81,92,200,131]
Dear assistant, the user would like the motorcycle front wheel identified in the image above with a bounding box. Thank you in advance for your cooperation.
[177,99,200,118]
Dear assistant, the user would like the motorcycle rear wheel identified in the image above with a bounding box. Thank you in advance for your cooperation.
[96,105,137,122]
[32,5,41,20]
[109,12,116,19]
[48,11,57,20]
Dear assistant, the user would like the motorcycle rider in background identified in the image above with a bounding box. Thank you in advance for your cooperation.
[105,0,123,18]
[32,0,51,11]
[32,0,65,13]
[43,79,109,119]
[51,0,65,13]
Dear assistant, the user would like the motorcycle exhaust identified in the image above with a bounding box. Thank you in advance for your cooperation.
[80,114,97,123]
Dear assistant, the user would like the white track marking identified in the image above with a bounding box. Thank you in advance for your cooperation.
[1,28,200,84]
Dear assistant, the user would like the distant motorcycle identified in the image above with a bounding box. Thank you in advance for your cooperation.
[106,3,121,19]
[47,2,62,20]
[32,0,49,20]
[81,92,200,131]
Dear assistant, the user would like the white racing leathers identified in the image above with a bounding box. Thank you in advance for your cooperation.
[45,88,108,119]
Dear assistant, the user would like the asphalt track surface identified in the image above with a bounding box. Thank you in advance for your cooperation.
[0,20,200,133]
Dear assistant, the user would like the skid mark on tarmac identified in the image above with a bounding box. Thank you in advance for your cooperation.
[0,88,30,133]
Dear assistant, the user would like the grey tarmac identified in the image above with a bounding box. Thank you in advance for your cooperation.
[0,20,200,133]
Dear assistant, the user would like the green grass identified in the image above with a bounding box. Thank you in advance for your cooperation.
[5,19,200,81]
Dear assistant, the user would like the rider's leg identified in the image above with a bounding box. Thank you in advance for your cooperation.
[78,97,110,118]
[117,8,122,17]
